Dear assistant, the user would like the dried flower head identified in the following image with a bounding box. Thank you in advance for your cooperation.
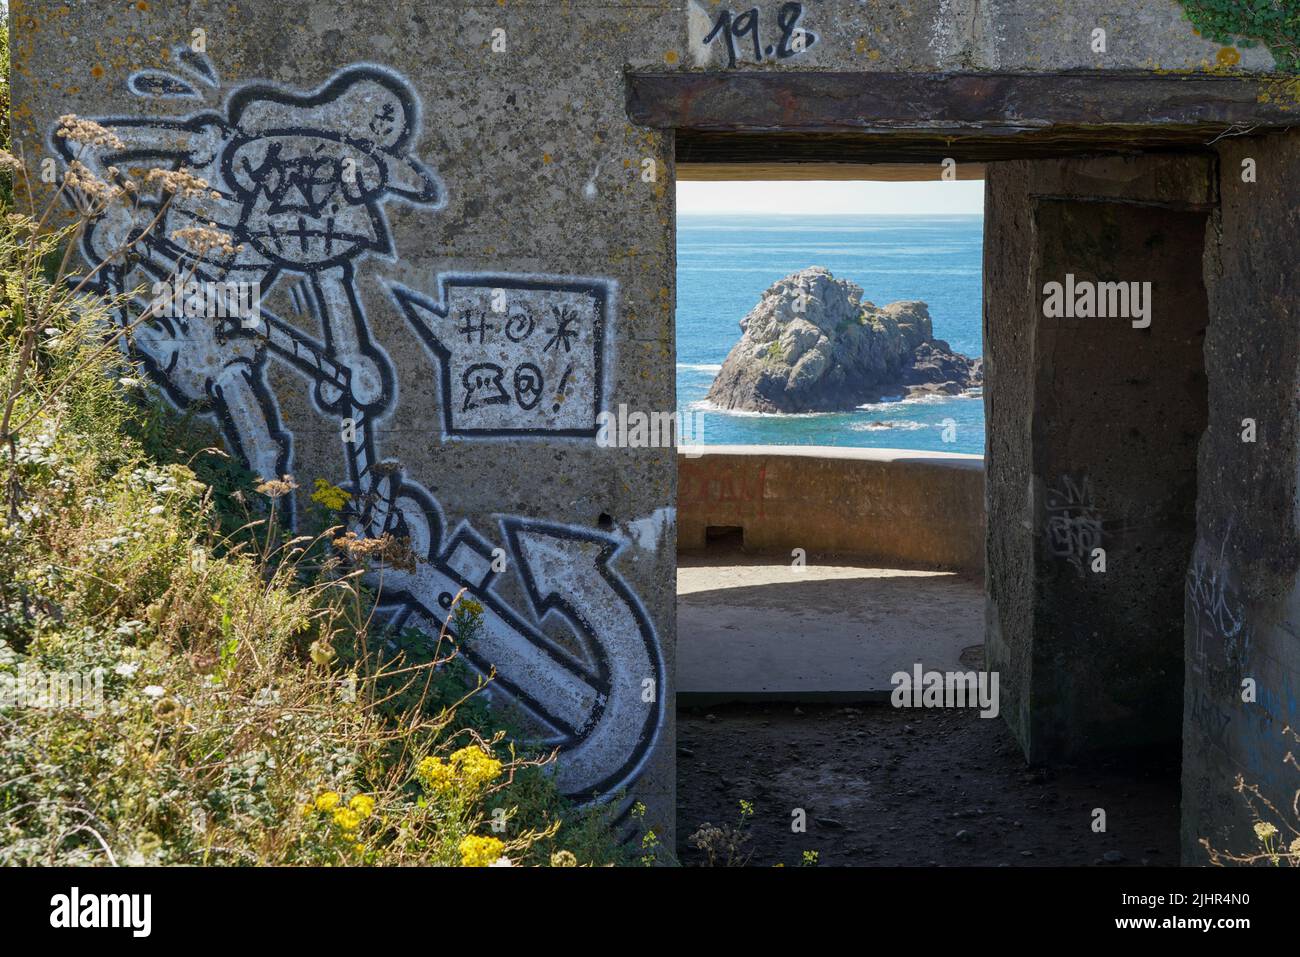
[144,166,217,200]
[171,223,242,258]
[1254,821,1279,842]
[56,114,126,150]
[332,531,416,570]
[255,475,299,498]
[152,696,183,723]
[62,160,128,211]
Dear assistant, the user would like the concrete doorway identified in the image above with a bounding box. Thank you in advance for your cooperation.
[673,172,987,704]
[632,69,1296,865]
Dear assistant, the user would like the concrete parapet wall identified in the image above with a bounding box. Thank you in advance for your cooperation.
[677,446,985,575]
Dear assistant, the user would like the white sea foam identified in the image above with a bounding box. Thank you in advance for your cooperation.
[850,420,929,432]
[855,390,981,411]
[688,399,838,419]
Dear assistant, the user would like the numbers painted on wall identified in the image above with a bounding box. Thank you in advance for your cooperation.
[703,2,817,67]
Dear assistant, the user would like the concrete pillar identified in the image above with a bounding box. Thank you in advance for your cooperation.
[1182,132,1300,864]
[985,155,1213,761]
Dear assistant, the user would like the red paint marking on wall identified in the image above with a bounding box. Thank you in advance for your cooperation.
[679,462,768,519]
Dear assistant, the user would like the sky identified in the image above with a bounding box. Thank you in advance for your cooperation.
[677,179,984,216]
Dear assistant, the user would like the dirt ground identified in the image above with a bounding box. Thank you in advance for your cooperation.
[676,701,1181,867]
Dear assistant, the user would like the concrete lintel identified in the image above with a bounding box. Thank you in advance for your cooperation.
[678,162,987,182]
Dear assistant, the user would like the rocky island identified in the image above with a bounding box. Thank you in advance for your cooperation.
[705,267,982,414]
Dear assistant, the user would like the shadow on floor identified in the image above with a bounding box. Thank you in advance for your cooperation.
[676,702,1181,867]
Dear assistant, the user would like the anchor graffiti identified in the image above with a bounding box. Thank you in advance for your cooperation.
[53,52,664,802]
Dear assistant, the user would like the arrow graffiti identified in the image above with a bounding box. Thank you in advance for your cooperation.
[53,51,665,802]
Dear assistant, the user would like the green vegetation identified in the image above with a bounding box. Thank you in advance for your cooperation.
[0,16,8,148]
[1179,0,1300,71]
[0,20,625,865]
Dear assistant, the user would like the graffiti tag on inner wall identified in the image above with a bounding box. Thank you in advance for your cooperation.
[52,51,663,803]
[1044,473,1103,577]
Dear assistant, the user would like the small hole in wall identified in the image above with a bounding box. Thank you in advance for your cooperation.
[705,525,744,548]
[597,513,614,530]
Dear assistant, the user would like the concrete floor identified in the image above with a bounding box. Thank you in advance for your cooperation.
[677,550,984,702]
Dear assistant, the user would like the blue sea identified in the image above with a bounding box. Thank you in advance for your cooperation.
[676,213,985,455]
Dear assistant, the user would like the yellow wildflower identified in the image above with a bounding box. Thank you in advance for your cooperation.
[310,478,351,512]
[416,756,455,793]
[450,745,502,790]
[332,807,362,833]
[459,835,505,867]
[309,638,336,666]
[416,748,502,795]
[314,791,341,812]
[1254,821,1278,842]
[349,794,376,818]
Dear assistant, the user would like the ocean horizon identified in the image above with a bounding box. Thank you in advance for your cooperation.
[676,212,986,456]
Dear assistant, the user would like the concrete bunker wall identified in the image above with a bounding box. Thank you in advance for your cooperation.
[986,144,1300,863]
[13,0,1298,857]
[1182,132,1300,865]
[678,446,985,575]
[984,154,1213,762]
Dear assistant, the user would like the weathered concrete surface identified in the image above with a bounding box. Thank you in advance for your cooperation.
[982,161,1037,762]
[1182,131,1300,865]
[679,446,985,574]
[677,554,982,701]
[985,154,1211,762]
[670,0,1277,73]
[11,0,1298,859]
[12,0,687,837]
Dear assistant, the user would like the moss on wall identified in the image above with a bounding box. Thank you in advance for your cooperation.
[1180,0,1300,71]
